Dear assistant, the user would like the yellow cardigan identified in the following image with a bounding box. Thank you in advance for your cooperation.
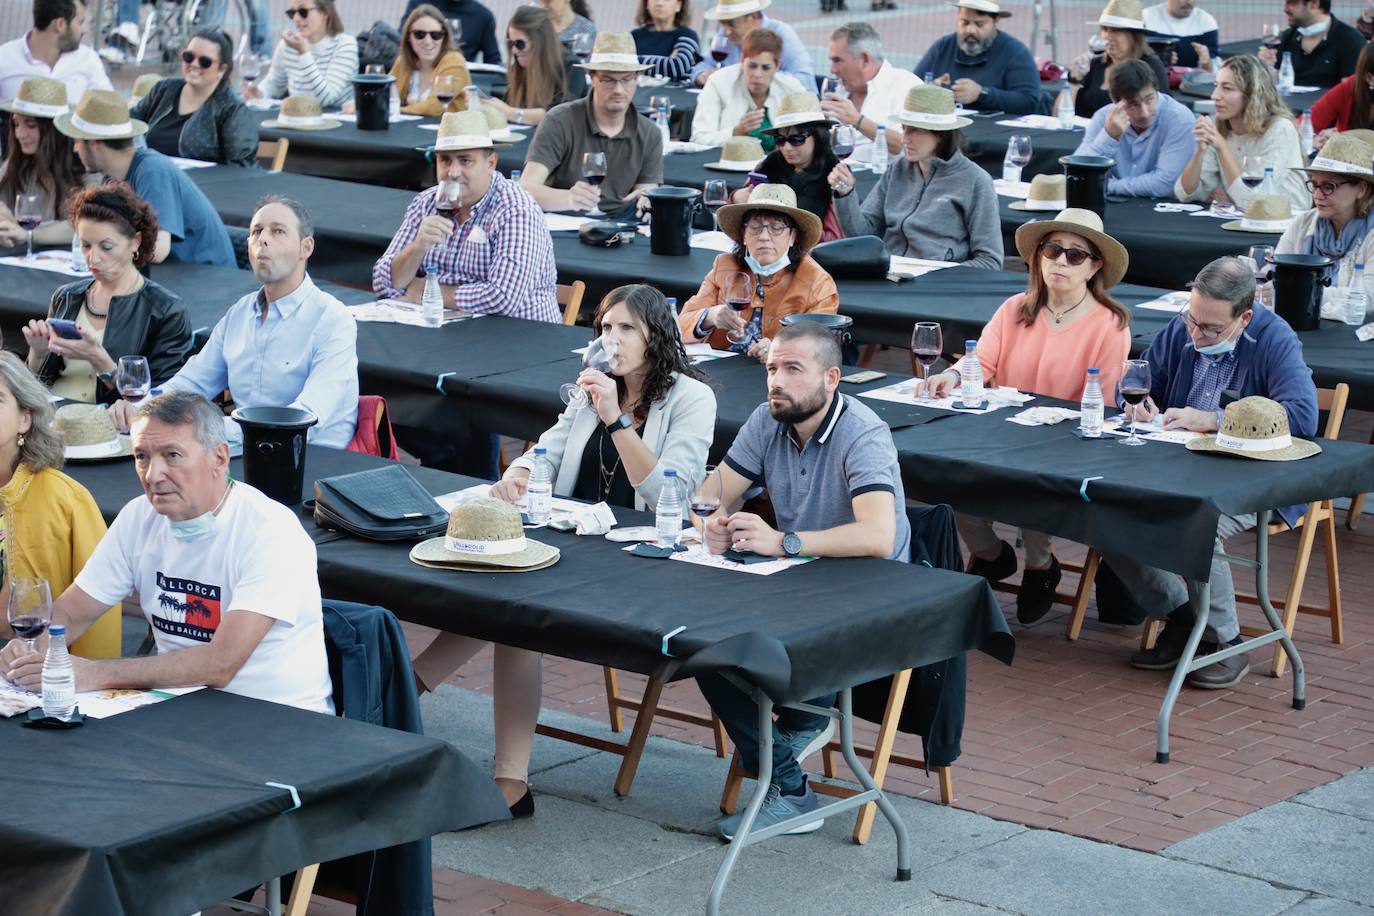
[391,50,473,117]
[2,464,119,658]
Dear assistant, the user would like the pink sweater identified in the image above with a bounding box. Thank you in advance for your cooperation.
[975,293,1132,401]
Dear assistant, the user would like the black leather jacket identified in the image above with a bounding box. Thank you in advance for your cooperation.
[131,77,260,167]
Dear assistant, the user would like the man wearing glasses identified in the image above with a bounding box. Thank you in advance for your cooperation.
[1074,59,1197,198]
[521,32,662,215]
[1097,257,1317,689]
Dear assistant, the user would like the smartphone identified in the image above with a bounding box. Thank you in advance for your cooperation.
[48,318,82,340]
[744,171,767,188]
[840,370,887,384]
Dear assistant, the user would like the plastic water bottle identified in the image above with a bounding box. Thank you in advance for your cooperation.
[41,624,76,721]
[421,268,443,328]
[872,122,888,174]
[1278,52,1295,93]
[1080,367,1104,438]
[1345,263,1369,326]
[527,447,553,525]
[1300,110,1316,158]
[1002,137,1022,184]
[923,71,934,84]
[1056,87,1075,129]
[388,83,402,120]
[70,233,87,273]
[960,340,984,408]
[655,469,682,548]
[656,103,671,146]
[510,168,522,182]
[1257,166,1277,198]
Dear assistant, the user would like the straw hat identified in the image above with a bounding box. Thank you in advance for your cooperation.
[704,0,772,20]
[716,183,823,251]
[950,0,1013,18]
[56,404,133,461]
[895,86,971,131]
[1221,195,1292,233]
[479,104,525,143]
[54,89,148,141]
[1186,396,1321,461]
[706,135,765,172]
[763,92,827,132]
[421,109,508,152]
[410,497,560,572]
[0,76,69,119]
[1295,133,1374,184]
[129,73,162,106]
[1092,0,1146,29]
[1009,174,1068,211]
[1014,207,1129,287]
[261,94,341,130]
[1339,128,1374,149]
[576,33,651,72]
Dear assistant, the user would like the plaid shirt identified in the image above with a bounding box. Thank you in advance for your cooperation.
[1186,349,1239,422]
[371,172,560,322]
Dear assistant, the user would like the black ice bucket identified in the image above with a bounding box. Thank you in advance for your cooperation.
[779,312,854,345]
[231,406,318,505]
[645,186,701,256]
[1059,155,1115,220]
[1272,253,1332,332]
[352,73,394,131]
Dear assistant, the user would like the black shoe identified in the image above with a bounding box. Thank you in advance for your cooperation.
[1186,644,1250,689]
[1016,556,1061,624]
[508,788,534,818]
[1129,619,1192,670]
[967,539,1017,582]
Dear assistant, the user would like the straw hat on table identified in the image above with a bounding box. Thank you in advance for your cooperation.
[1221,195,1293,233]
[706,135,765,172]
[1009,174,1069,211]
[56,403,133,461]
[261,94,341,131]
[1187,397,1321,461]
[410,497,560,572]
[1013,207,1129,288]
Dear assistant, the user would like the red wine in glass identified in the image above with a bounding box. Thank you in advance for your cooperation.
[584,173,606,187]
[711,48,729,63]
[913,348,940,370]
[1120,387,1149,406]
[725,296,750,312]
[1241,174,1263,190]
[17,216,41,232]
[8,616,48,641]
[689,499,719,518]
[833,140,855,160]
[435,91,455,106]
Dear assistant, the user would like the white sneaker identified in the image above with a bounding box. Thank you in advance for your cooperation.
[113,21,141,44]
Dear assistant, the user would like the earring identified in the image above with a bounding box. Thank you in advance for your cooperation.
[17,434,24,447]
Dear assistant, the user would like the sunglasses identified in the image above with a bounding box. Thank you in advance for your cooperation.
[507,38,528,50]
[181,50,218,68]
[411,28,444,41]
[285,6,317,18]
[1039,240,1097,266]
[1305,178,1352,196]
[775,129,814,146]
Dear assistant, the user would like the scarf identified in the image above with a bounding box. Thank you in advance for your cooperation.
[1308,211,1371,281]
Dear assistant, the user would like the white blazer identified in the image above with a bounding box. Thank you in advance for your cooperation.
[1276,207,1374,310]
[691,65,804,148]
[509,372,717,513]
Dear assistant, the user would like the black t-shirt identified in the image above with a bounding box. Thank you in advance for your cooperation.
[1075,52,1169,118]
[145,109,192,158]
[1276,15,1367,90]
[571,426,639,509]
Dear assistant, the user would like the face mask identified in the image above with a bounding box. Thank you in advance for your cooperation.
[168,480,233,542]
[1194,330,1238,356]
[745,253,790,277]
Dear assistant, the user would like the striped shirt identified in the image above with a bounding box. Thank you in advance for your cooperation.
[632,26,701,82]
[260,33,359,109]
[371,172,560,322]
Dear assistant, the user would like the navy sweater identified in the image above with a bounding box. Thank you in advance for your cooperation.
[914,31,1042,115]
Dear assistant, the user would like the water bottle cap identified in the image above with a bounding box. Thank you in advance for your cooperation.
[1358,263,1366,270]
[666,297,677,305]
[965,339,977,349]
[664,469,677,477]
[1087,367,1100,375]
[50,624,65,636]
[534,447,547,455]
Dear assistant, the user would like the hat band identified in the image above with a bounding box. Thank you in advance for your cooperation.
[771,111,822,127]
[1309,156,1374,175]
[902,109,960,125]
[71,112,135,136]
[1025,198,1068,209]
[587,53,642,66]
[712,1,760,14]
[1240,216,1290,230]
[277,113,326,125]
[958,0,1003,11]
[1215,431,1293,453]
[435,134,492,149]
[13,98,66,117]
[445,533,528,556]
[1099,14,1145,27]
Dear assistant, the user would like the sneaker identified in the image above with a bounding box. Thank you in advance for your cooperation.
[1129,619,1192,670]
[1016,555,1061,624]
[1186,643,1250,689]
[779,717,835,766]
[716,782,824,841]
[967,539,1017,583]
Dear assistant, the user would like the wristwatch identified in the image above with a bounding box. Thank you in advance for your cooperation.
[96,369,117,390]
[782,531,803,557]
[604,412,633,435]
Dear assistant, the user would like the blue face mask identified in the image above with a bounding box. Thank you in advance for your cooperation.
[745,253,790,277]
[1194,334,1237,357]
[168,481,233,542]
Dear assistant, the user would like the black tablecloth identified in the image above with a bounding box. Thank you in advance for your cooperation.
[65,447,1014,705]
[0,689,505,916]
[962,112,1083,181]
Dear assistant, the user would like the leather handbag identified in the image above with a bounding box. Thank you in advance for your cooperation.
[809,235,889,280]
[312,465,448,542]
[579,220,637,247]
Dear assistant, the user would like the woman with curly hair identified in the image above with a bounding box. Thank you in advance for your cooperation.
[410,284,716,818]
[23,182,193,404]
[1175,54,1311,210]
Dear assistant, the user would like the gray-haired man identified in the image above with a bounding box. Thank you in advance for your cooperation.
[822,22,919,163]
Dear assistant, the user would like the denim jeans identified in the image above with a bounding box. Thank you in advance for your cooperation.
[696,671,835,793]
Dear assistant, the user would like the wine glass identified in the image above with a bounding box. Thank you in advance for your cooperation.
[447,17,463,47]
[703,178,729,231]
[1247,244,1275,278]
[1262,23,1283,49]
[1240,155,1265,191]
[689,465,723,555]
[1118,359,1152,447]
[7,577,52,657]
[239,51,262,93]
[364,63,386,76]
[1010,134,1032,169]
[435,73,459,110]
[830,123,857,161]
[434,177,463,216]
[709,31,730,66]
[572,32,594,65]
[722,271,754,345]
[16,193,43,260]
[117,355,151,406]
[559,336,620,410]
[581,151,608,217]
[1088,33,1109,54]
[911,322,943,403]
[820,75,847,101]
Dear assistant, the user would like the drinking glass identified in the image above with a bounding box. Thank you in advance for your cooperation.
[117,355,151,406]
[911,322,943,403]
[434,178,463,215]
[7,577,52,657]
[1262,23,1283,49]
[1247,244,1275,273]
[434,73,459,110]
[16,193,42,260]
[364,63,386,76]
[648,93,670,113]
[1118,359,1152,447]
[703,178,729,231]
[1009,134,1032,169]
[1088,33,1109,54]
[709,31,730,66]
[239,51,262,92]
[820,75,847,101]
[689,465,723,555]
[560,336,620,410]
[572,32,594,64]
[722,271,753,345]
[447,17,463,46]
[830,123,857,160]
[581,151,608,217]
[1240,155,1264,190]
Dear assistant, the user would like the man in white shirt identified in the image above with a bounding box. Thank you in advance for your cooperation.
[822,22,920,164]
[0,0,112,102]
[1143,0,1220,70]
[1,392,334,714]
[108,196,360,448]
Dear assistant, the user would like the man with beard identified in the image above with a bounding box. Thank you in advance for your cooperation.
[1257,0,1365,90]
[913,0,1040,115]
[109,196,360,449]
[0,0,112,102]
[694,320,910,840]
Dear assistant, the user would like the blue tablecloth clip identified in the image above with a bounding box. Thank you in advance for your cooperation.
[1080,476,1104,503]
[266,781,301,814]
[435,371,456,395]
[661,625,687,657]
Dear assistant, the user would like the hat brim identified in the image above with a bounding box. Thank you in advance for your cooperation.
[1090,16,1147,28]
[409,536,560,570]
[704,159,761,172]
[896,113,973,131]
[54,113,148,141]
[64,437,133,462]
[704,0,771,20]
[1009,199,1068,211]
[1219,219,1290,233]
[716,198,823,251]
[261,118,342,131]
[1014,218,1129,288]
[1185,436,1322,461]
[949,1,1013,16]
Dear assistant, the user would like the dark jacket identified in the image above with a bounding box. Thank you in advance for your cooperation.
[39,278,192,404]
[131,77,260,167]
[757,145,838,226]
[1076,52,1169,118]
[1276,15,1367,90]
[914,31,1042,115]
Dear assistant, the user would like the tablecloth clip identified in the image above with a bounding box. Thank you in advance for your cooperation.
[1080,476,1104,503]
[435,371,456,395]
[265,781,301,814]
[661,625,687,657]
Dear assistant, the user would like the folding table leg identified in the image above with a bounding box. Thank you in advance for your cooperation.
[265,877,281,916]
[1156,581,1210,764]
[707,691,776,916]
[835,689,911,876]
[1251,513,1306,709]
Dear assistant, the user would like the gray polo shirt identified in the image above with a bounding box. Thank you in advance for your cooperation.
[723,394,911,563]
[524,93,664,213]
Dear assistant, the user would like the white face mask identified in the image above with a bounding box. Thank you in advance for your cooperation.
[1297,19,1329,36]
[168,480,233,541]
[745,253,790,277]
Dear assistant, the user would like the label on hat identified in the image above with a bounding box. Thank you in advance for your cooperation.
[586,53,641,66]
[445,533,527,555]
[276,113,327,126]
[12,98,67,118]
[902,110,961,125]
[1310,155,1374,175]
[435,134,492,149]
[1024,198,1068,209]
[70,113,136,137]
[771,111,822,128]
[712,1,761,15]
[1099,13,1145,27]
[1214,432,1293,452]
[1240,217,1290,231]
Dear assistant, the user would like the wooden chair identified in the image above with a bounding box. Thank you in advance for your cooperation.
[991,546,1101,641]
[257,138,289,172]
[559,279,586,326]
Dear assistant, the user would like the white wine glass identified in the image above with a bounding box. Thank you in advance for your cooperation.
[560,336,620,410]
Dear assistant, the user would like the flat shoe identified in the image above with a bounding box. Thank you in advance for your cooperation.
[1016,555,1061,624]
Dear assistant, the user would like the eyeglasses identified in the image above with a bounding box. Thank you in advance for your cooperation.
[410,28,444,41]
[775,129,814,146]
[744,219,793,237]
[507,38,528,50]
[594,74,638,88]
[181,50,217,68]
[1039,241,1097,266]
[1305,178,1352,196]
[285,6,317,18]
[1181,311,1238,340]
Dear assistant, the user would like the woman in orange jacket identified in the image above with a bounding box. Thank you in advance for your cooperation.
[391,4,473,116]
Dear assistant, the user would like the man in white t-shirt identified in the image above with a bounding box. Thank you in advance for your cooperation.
[0,392,333,715]
[1143,0,1220,70]
[0,0,113,103]
[821,22,920,165]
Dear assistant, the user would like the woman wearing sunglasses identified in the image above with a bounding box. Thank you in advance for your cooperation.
[130,29,259,168]
[392,4,473,116]
[922,208,1132,624]
[1277,133,1374,305]
[691,28,802,149]
[732,92,843,241]
[248,0,359,110]
[485,6,584,129]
